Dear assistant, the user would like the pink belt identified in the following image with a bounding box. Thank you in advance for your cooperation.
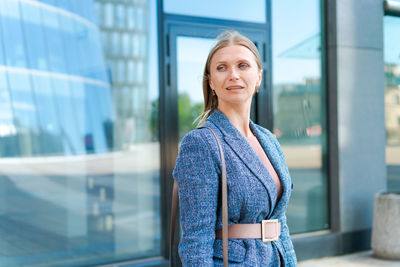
[215,219,281,242]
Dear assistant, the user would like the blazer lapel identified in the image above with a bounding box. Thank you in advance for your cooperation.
[207,111,278,212]
[250,120,291,218]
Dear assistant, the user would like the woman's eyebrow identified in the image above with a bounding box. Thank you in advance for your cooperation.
[214,58,251,64]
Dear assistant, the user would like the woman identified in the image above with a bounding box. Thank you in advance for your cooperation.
[173,31,297,266]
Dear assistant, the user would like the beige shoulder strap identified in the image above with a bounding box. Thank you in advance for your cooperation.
[170,126,228,267]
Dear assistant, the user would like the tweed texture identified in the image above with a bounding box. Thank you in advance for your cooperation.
[173,110,297,266]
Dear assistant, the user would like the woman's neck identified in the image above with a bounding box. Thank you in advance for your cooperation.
[218,104,253,138]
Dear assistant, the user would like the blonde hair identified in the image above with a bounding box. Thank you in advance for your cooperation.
[197,30,262,126]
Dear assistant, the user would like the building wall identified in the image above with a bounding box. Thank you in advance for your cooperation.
[336,0,386,234]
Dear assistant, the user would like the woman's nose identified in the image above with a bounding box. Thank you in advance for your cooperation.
[229,67,240,80]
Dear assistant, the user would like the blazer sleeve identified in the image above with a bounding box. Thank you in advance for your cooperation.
[172,130,219,266]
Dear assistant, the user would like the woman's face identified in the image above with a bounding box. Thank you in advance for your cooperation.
[208,45,262,110]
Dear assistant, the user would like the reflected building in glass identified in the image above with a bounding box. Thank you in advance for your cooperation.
[0,0,160,266]
[0,0,112,157]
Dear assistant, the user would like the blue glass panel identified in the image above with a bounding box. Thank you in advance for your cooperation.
[0,24,4,65]
[8,72,37,129]
[68,80,86,155]
[7,72,38,156]
[52,79,83,155]
[69,0,96,23]
[0,0,27,68]
[20,2,49,71]
[40,7,67,73]
[0,73,19,157]
[104,3,113,28]
[0,72,12,123]
[84,84,107,153]
[87,28,108,81]
[164,0,266,23]
[55,0,73,12]
[272,0,327,234]
[0,72,16,150]
[74,22,91,78]
[38,0,56,6]
[58,14,80,76]
[0,0,160,265]
[384,16,400,191]
[31,75,63,154]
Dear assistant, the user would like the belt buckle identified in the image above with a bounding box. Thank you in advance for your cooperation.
[261,219,280,242]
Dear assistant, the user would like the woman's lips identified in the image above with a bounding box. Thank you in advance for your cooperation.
[226,86,244,90]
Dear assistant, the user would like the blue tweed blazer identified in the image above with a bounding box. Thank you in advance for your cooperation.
[173,110,297,266]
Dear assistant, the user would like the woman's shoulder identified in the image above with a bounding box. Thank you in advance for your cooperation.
[180,125,217,146]
[178,125,222,158]
[253,123,277,140]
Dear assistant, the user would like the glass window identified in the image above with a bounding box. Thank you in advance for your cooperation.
[104,3,113,28]
[58,15,81,76]
[384,15,400,191]
[136,7,144,31]
[164,0,266,23]
[7,72,38,156]
[0,0,27,68]
[113,31,120,55]
[31,75,62,154]
[176,36,215,138]
[272,0,328,234]
[116,4,125,28]
[0,0,160,266]
[41,5,67,73]
[20,2,48,71]
[0,72,16,157]
[127,6,135,29]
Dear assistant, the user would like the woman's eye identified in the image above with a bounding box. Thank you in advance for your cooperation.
[239,63,249,69]
[217,65,226,71]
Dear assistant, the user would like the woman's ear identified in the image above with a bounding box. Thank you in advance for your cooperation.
[256,69,263,88]
[208,75,214,90]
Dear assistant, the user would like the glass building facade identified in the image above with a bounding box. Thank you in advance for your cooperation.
[384,15,400,192]
[0,0,395,266]
[272,0,327,234]
[0,0,160,266]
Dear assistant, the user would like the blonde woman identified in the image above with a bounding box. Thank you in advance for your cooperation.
[173,31,297,266]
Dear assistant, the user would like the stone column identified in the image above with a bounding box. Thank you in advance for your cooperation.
[371,192,400,260]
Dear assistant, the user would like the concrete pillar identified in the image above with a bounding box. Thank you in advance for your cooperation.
[336,0,386,238]
[371,192,400,260]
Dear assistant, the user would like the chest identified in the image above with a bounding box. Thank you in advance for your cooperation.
[220,144,282,222]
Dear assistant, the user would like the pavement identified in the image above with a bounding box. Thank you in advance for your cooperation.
[298,250,400,266]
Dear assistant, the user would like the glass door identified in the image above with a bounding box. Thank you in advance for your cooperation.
[176,36,216,139]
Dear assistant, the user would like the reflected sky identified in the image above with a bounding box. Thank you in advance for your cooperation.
[164,0,266,23]
[384,16,400,64]
[272,0,321,84]
[177,37,216,104]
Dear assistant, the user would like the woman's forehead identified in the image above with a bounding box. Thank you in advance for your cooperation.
[211,45,257,63]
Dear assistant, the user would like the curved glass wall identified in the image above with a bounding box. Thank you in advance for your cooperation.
[0,0,160,266]
[272,0,328,234]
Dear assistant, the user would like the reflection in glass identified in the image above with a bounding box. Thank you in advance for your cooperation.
[384,16,400,191]
[0,0,160,266]
[272,0,328,234]
[164,0,266,23]
[177,37,215,139]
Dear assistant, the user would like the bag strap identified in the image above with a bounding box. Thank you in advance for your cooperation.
[170,126,228,267]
